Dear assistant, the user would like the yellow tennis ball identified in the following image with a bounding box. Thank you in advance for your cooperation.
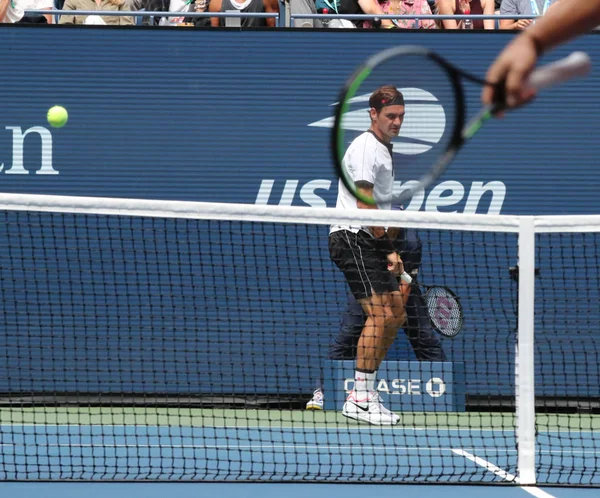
[47,106,68,128]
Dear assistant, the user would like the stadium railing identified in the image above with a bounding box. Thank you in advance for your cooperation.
[23,9,543,28]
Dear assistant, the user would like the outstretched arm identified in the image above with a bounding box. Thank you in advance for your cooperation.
[483,0,600,107]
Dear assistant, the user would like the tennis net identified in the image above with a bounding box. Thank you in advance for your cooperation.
[0,193,598,485]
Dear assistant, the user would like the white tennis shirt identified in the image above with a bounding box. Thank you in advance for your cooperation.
[330,131,394,235]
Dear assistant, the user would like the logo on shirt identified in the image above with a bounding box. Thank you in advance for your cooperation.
[307,88,446,155]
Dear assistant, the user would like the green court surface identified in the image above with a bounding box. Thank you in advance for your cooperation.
[1,407,598,430]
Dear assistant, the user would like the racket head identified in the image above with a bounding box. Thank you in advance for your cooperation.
[424,285,464,339]
[332,46,466,206]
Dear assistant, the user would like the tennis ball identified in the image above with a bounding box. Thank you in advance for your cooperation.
[47,106,68,128]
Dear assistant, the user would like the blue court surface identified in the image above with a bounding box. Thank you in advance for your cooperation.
[2,483,600,498]
[1,409,598,497]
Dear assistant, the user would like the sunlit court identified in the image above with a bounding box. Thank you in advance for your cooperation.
[1,3,600,498]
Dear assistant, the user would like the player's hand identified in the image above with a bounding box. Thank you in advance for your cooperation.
[386,252,404,276]
[481,33,540,110]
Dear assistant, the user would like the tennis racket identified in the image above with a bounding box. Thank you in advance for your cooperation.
[388,263,463,338]
[420,284,464,339]
[332,46,591,206]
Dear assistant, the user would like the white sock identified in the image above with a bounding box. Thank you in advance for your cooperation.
[365,371,376,393]
[354,371,376,397]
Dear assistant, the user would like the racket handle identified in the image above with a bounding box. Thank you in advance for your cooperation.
[528,51,591,91]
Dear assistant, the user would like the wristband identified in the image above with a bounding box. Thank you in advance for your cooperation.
[400,272,412,284]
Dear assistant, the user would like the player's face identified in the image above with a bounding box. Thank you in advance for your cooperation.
[370,105,405,143]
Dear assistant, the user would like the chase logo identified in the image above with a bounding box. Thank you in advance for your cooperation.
[307,88,446,155]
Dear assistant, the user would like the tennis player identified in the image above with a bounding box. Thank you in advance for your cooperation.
[307,223,447,411]
[328,85,410,426]
[482,0,600,108]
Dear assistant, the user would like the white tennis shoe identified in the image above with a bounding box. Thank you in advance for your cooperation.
[306,388,324,410]
[342,390,399,425]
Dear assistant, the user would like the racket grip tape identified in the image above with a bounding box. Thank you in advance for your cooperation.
[528,51,591,91]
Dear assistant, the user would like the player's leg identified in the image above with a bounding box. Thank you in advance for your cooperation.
[355,292,387,372]
[329,230,403,425]
[343,291,403,425]
[343,240,407,425]
[356,290,405,371]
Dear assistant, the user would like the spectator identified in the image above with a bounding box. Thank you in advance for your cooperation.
[315,0,397,28]
[499,0,560,30]
[142,0,169,24]
[125,0,144,23]
[290,0,323,27]
[435,0,496,29]
[58,0,136,25]
[364,0,437,29]
[209,0,278,26]
[1,0,54,23]
[190,0,211,26]
[158,0,195,25]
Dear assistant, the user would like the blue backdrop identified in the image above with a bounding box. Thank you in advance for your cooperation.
[0,26,598,403]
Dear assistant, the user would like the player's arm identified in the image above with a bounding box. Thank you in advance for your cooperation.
[356,181,403,273]
[484,0,600,107]
[355,181,385,239]
[523,0,600,53]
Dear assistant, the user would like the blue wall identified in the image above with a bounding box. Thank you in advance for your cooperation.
[0,26,599,401]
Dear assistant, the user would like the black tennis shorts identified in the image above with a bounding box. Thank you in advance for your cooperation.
[329,230,399,301]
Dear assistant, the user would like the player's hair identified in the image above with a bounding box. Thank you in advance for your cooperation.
[369,86,405,113]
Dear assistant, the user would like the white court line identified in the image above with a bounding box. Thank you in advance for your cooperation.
[452,449,556,498]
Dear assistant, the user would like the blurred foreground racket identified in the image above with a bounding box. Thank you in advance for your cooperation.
[332,46,590,206]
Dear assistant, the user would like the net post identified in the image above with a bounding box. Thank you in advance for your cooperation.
[516,216,536,485]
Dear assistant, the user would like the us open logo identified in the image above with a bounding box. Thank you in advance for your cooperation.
[307,88,446,155]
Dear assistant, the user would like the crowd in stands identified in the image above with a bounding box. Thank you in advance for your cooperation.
[0,0,562,28]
